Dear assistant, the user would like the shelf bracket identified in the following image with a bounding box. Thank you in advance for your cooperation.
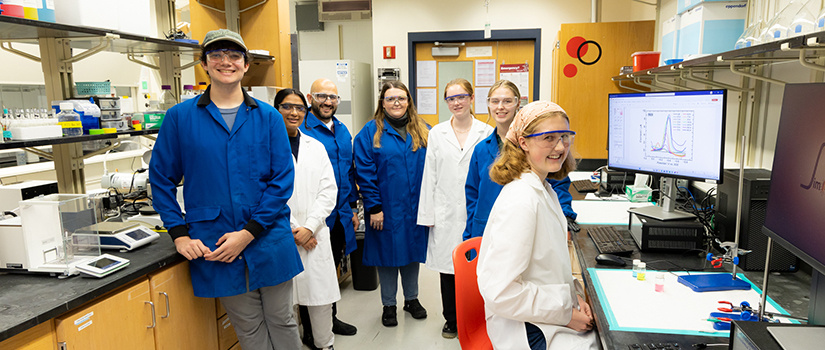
[729,62,786,87]
[680,69,748,92]
[21,147,53,161]
[798,48,825,73]
[632,76,660,91]
[239,0,268,13]
[126,53,161,70]
[0,42,41,62]
[651,73,685,90]
[615,79,646,93]
[177,59,202,72]
[63,34,119,64]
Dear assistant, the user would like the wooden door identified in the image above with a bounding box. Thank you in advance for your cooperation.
[149,261,218,350]
[414,40,535,127]
[55,279,155,350]
[552,21,655,160]
[0,320,56,350]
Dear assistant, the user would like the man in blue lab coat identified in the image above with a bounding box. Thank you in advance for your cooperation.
[150,29,302,350]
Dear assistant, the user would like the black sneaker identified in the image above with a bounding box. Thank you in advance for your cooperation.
[442,322,458,339]
[402,299,427,319]
[382,305,398,327]
[332,316,357,335]
[302,334,319,350]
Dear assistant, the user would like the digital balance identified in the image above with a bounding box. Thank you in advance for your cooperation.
[73,221,159,251]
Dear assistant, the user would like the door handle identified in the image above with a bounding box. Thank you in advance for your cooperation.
[145,301,156,328]
[160,292,170,319]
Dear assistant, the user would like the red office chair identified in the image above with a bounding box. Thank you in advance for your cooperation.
[452,237,493,350]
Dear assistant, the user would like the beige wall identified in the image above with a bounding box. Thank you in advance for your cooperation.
[370,0,655,101]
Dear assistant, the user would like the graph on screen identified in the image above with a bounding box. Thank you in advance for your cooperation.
[644,110,694,162]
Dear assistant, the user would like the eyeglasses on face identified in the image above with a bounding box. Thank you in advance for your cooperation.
[445,94,471,103]
[383,96,408,104]
[311,93,340,103]
[278,103,307,114]
[205,49,246,63]
[487,97,518,107]
[525,130,576,148]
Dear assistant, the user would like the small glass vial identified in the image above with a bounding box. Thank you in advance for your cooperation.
[636,262,646,281]
[655,272,665,292]
[632,259,641,278]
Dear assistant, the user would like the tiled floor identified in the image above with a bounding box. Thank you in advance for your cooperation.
[311,265,462,350]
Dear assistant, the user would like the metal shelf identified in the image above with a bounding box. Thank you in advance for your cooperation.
[612,30,825,90]
[0,129,159,151]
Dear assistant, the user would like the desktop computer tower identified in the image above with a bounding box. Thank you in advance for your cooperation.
[599,168,635,195]
[716,169,798,272]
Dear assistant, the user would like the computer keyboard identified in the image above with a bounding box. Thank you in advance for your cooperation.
[587,226,635,256]
[566,217,580,232]
[572,179,599,193]
[628,343,681,350]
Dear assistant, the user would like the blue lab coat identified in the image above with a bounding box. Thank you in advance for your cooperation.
[464,131,577,241]
[149,88,303,298]
[353,119,428,267]
[299,112,357,255]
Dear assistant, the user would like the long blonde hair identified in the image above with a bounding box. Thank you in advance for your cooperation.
[372,81,429,151]
[444,78,475,117]
[489,112,577,185]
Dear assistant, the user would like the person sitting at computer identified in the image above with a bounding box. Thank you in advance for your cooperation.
[476,101,598,350]
[464,80,577,242]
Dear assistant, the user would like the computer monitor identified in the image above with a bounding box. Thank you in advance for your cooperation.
[607,90,727,220]
[762,83,825,324]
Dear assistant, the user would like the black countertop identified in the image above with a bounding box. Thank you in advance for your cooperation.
[573,227,811,350]
[0,233,184,342]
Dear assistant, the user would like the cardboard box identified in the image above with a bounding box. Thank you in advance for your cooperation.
[677,0,735,14]
[677,2,747,59]
[661,15,681,64]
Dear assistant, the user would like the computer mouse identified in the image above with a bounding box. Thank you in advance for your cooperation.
[595,253,627,267]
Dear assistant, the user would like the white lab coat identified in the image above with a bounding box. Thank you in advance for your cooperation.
[418,118,493,273]
[289,131,341,306]
[477,171,598,350]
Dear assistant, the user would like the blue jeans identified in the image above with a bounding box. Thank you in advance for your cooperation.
[525,322,546,350]
[376,262,420,306]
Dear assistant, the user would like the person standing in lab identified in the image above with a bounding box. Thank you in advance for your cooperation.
[298,78,359,345]
[476,101,598,350]
[276,88,340,350]
[417,78,492,338]
[354,81,429,327]
[464,80,578,241]
[149,29,302,350]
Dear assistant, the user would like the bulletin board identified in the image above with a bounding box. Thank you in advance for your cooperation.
[408,30,539,127]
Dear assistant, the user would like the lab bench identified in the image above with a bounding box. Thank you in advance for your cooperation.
[0,232,234,349]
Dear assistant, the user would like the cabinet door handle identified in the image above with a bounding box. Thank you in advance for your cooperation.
[160,292,170,319]
[145,301,156,328]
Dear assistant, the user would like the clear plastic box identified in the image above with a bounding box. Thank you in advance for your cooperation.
[19,194,100,275]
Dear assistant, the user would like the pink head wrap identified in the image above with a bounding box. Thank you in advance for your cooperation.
[505,101,567,145]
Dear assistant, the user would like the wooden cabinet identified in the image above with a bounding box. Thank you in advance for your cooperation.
[0,320,56,350]
[149,261,218,350]
[54,261,217,350]
[55,278,155,350]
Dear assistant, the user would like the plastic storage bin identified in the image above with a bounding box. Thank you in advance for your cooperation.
[631,51,661,72]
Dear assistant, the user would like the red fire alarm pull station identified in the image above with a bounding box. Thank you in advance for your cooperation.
[383,46,396,59]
